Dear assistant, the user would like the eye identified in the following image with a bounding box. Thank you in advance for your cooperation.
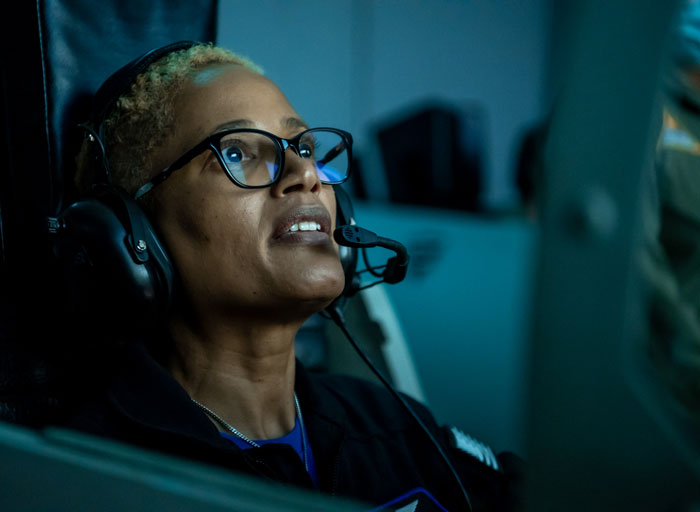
[298,144,312,159]
[222,145,245,164]
[298,137,319,159]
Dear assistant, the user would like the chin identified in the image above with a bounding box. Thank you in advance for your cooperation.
[303,278,345,306]
[291,269,345,313]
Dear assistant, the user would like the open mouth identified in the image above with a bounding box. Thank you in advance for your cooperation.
[272,206,332,242]
[287,221,322,233]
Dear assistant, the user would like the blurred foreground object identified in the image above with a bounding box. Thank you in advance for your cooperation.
[643,0,700,427]
[524,1,698,510]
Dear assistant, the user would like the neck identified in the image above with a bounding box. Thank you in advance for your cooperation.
[165,312,305,440]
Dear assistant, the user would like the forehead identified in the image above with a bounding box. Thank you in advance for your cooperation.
[175,64,303,140]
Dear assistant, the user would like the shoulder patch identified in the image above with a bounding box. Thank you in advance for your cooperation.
[446,426,501,472]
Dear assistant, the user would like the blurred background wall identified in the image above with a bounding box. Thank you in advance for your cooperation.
[218,0,553,209]
[217,0,554,454]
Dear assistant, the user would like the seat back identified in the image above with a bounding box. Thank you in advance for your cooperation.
[0,0,218,426]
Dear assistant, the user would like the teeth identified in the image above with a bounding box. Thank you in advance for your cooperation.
[289,221,321,232]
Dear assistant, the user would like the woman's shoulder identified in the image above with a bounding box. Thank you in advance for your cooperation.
[301,368,525,510]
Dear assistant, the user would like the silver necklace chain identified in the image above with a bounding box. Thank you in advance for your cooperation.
[191,392,309,472]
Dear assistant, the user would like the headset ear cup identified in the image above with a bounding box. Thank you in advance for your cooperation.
[329,186,359,312]
[53,189,174,337]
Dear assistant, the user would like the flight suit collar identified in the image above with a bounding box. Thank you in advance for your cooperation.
[105,342,348,493]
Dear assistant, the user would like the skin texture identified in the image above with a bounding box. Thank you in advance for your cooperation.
[147,64,345,439]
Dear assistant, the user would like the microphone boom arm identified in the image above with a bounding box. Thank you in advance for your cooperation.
[333,225,410,285]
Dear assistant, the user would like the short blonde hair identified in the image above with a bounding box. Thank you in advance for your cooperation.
[75,43,262,196]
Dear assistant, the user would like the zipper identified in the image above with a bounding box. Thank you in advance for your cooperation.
[330,437,346,496]
[253,457,275,475]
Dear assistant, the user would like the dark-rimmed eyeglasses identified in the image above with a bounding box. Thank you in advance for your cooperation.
[133,127,353,199]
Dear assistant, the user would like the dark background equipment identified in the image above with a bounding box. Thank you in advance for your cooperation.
[375,103,485,212]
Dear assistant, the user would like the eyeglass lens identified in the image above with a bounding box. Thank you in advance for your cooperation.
[218,130,349,186]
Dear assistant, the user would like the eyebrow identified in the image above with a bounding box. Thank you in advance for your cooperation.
[213,119,255,132]
[283,117,309,131]
[212,116,310,135]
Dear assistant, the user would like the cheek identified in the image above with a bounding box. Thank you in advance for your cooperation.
[206,204,262,269]
[184,200,261,265]
[153,186,261,277]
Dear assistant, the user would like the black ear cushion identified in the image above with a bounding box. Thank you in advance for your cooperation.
[332,186,360,305]
[53,194,173,331]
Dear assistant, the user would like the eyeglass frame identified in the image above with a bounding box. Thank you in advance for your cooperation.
[133,127,354,199]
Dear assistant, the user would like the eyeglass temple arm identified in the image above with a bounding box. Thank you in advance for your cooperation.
[133,166,178,199]
[133,139,215,199]
[318,141,347,166]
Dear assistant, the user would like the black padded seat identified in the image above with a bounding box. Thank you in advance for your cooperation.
[0,0,217,427]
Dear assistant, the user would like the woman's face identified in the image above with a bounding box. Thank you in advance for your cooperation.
[148,64,345,321]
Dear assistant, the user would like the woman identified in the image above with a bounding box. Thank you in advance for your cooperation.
[63,41,521,511]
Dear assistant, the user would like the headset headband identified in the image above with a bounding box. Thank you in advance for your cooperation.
[90,40,200,130]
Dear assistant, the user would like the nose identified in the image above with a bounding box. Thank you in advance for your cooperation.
[271,146,322,196]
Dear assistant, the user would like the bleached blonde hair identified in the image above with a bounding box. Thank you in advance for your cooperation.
[75,43,262,196]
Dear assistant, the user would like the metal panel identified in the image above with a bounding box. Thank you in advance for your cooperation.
[0,422,363,511]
